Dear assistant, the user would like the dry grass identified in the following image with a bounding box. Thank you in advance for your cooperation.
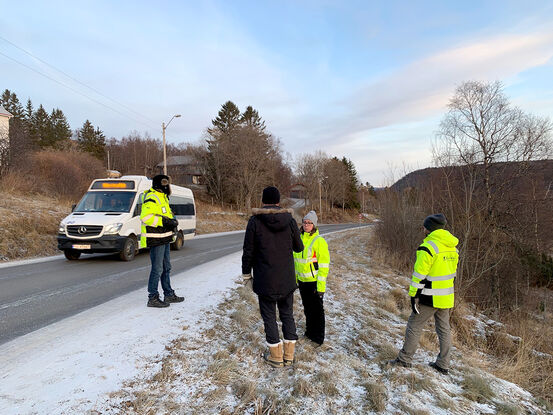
[0,192,72,260]
[98,226,550,414]
[194,199,249,234]
[462,374,495,403]
[361,381,387,412]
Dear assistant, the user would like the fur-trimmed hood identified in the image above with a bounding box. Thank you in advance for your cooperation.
[252,207,293,215]
[251,207,294,232]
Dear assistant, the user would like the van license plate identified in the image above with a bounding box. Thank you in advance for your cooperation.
[73,244,91,250]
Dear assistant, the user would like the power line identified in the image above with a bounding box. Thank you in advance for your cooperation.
[0,35,159,126]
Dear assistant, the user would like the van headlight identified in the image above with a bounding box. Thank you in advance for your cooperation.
[58,224,66,234]
[104,223,123,235]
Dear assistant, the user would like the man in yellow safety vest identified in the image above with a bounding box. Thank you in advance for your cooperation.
[389,213,459,374]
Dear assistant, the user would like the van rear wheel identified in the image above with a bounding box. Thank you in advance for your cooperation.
[171,231,184,251]
[64,249,81,260]
[119,236,137,261]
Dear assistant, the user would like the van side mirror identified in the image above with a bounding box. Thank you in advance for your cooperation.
[71,204,76,212]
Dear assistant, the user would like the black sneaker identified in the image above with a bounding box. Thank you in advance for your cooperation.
[164,293,184,303]
[147,295,170,308]
[387,358,412,368]
[429,362,449,374]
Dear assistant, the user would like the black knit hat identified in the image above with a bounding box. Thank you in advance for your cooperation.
[262,186,280,205]
[423,213,447,232]
[152,174,171,195]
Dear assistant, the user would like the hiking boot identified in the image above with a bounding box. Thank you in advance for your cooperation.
[164,293,184,303]
[283,340,296,366]
[387,358,412,368]
[429,362,449,374]
[147,295,170,308]
[263,342,284,368]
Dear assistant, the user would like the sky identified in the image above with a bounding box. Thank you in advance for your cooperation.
[1,1,553,186]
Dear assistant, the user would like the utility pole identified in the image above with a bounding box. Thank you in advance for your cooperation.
[162,114,181,176]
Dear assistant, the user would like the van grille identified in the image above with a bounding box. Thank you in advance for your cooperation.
[67,225,103,237]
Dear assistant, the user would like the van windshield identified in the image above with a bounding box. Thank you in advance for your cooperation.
[74,191,136,213]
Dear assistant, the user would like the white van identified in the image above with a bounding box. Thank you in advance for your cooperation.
[57,175,196,261]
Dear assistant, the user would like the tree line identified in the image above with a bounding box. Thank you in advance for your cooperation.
[0,89,106,170]
[1,90,372,211]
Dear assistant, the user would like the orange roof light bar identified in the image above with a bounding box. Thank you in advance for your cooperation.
[101,182,128,188]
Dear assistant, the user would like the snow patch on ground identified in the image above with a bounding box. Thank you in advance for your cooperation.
[0,252,242,415]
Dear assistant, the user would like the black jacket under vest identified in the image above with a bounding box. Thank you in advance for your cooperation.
[242,206,304,299]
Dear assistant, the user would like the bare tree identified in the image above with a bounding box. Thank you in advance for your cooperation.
[433,80,552,311]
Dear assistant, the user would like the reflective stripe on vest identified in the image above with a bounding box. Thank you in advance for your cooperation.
[426,240,439,254]
[421,286,454,296]
[307,236,320,258]
[143,231,174,238]
[426,272,456,282]
[411,282,425,290]
[412,271,427,280]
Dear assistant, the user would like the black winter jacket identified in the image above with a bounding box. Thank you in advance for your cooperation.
[242,206,304,299]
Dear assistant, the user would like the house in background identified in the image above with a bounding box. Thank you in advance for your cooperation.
[155,155,206,191]
[0,105,13,167]
[289,183,307,199]
[0,104,12,139]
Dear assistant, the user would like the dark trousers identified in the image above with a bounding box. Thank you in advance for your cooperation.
[299,281,325,344]
[258,291,298,344]
[147,243,174,298]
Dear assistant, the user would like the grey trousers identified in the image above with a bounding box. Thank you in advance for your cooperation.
[398,304,452,369]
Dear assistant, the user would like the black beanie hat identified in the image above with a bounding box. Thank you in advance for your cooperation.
[262,186,280,205]
[423,213,447,232]
[152,174,171,195]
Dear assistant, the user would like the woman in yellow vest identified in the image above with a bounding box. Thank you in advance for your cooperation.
[294,211,330,346]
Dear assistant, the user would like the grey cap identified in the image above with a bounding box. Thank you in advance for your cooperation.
[303,210,318,227]
[423,213,447,232]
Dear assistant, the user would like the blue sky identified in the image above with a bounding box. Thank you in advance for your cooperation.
[1,0,553,186]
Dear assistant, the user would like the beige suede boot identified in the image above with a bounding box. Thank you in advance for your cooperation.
[283,340,296,366]
[263,341,284,367]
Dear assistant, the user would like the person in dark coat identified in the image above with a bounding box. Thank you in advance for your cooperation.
[242,186,304,367]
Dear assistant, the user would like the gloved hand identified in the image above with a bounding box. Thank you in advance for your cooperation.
[316,291,324,299]
[162,216,178,230]
[411,296,420,314]
[242,273,252,285]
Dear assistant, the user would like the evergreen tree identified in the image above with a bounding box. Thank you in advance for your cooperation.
[209,101,241,135]
[341,157,360,209]
[32,104,51,148]
[0,90,33,166]
[241,105,266,131]
[1,89,24,118]
[77,120,105,159]
[48,108,72,148]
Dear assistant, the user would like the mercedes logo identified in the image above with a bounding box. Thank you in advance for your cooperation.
[78,226,87,234]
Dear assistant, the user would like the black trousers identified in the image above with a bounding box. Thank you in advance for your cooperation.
[258,291,298,344]
[299,281,325,344]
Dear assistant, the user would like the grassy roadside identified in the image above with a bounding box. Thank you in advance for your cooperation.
[98,227,549,415]
[0,191,367,261]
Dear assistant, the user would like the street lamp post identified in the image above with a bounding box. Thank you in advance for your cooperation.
[162,114,181,175]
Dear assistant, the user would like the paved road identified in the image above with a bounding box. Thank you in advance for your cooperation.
[0,223,366,345]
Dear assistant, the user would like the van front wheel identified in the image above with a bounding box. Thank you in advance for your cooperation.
[64,249,81,260]
[171,231,184,251]
[119,236,137,261]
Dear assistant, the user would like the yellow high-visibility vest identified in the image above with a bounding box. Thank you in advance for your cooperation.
[409,229,459,309]
[293,230,330,292]
[139,188,174,248]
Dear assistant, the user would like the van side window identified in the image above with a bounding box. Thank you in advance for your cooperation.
[169,196,195,216]
[134,192,144,217]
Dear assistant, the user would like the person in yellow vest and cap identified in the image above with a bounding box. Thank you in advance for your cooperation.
[294,211,330,346]
[140,174,184,308]
[389,213,459,374]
